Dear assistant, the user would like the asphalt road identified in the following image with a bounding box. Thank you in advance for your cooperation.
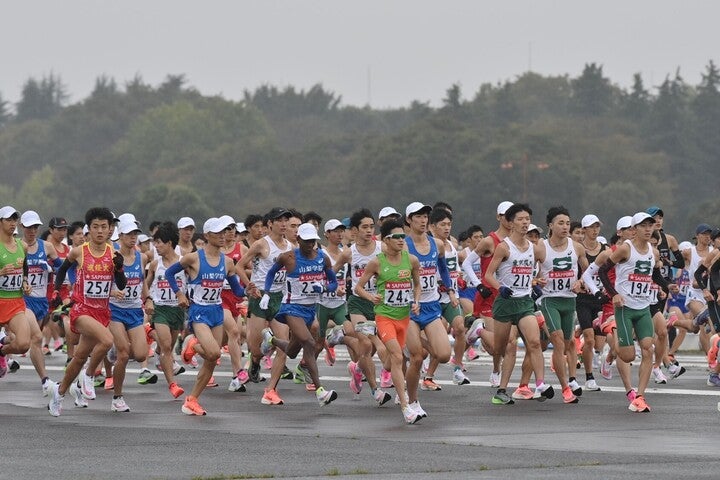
[1,347,718,480]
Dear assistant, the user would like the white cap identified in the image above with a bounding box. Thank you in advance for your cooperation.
[298,223,321,241]
[378,207,400,219]
[324,219,346,232]
[218,215,236,227]
[581,214,602,228]
[203,216,234,234]
[597,236,608,245]
[118,213,139,226]
[177,217,195,229]
[527,224,543,234]
[497,201,513,215]
[631,212,655,227]
[137,234,151,243]
[616,216,633,230]
[118,220,142,235]
[110,227,119,242]
[679,241,693,251]
[20,210,42,227]
[82,225,89,235]
[405,202,432,217]
[0,206,19,219]
[236,222,247,233]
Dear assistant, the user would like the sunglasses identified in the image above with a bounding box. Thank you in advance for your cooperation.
[384,233,406,240]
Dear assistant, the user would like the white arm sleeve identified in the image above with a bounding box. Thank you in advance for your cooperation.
[461,250,482,288]
[581,262,600,295]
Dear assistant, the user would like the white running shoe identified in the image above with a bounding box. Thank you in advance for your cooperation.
[70,382,88,408]
[48,382,63,417]
[409,401,427,418]
[652,367,668,384]
[403,406,421,424]
[80,368,96,400]
[42,379,56,398]
[585,379,601,391]
[111,396,130,412]
[489,372,501,387]
[452,368,470,385]
[374,388,392,407]
[228,377,246,392]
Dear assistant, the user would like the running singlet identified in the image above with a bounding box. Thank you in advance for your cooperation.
[0,238,25,299]
[150,259,186,307]
[685,246,711,302]
[657,231,674,281]
[614,240,655,310]
[350,241,382,295]
[539,238,578,298]
[580,242,607,298]
[439,242,459,304]
[26,240,51,298]
[222,242,243,291]
[188,249,225,306]
[480,232,502,286]
[406,236,440,303]
[375,250,413,320]
[71,243,114,309]
[319,247,345,308]
[251,236,291,293]
[496,237,534,298]
[110,251,144,309]
[283,248,327,306]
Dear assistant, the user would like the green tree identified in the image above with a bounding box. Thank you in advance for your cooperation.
[621,73,650,121]
[0,92,10,128]
[442,83,462,109]
[15,73,68,123]
[130,183,213,226]
[571,63,613,116]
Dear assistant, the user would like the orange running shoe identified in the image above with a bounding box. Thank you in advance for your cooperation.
[707,334,720,368]
[104,376,114,390]
[169,382,184,399]
[628,394,650,412]
[562,386,579,404]
[181,395,207,416]
[261,387,284,405]
[511,385,534,400]
[182,336,199,364]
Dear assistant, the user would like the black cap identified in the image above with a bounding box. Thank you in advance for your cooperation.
[49,217,68,228]
[266,207,292,220]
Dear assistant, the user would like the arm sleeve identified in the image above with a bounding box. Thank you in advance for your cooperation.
[50,257,63,269]
[598,259,618,297]
[437,256,453,291]
[114,269,127,291]
[165,262,184,293]
[710,261,720,293]
[461,250,482,287]
[54,259,73,291]
[670,250,685,269]
[694,264,708,290]
[652,267,670,292]
[23,257,28,277]
[227,275,245,297]
[581,262,600,295]
[264,261,282,293]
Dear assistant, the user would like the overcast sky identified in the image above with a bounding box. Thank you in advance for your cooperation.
[3,1,719,109]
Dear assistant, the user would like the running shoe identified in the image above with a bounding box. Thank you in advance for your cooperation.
[533,384,555,402]
[466,318,485,345]
[324,343,336,366]
[168,382,184,399]
[450,357,467,372]
[420,378,442,391]
[568,379,583,396]
[181,395,207,415]
[107,344,117,363]
[173,362,186,376]
[111,396,130,412]
[626,389,637,403]
[394,391,410,405]
[511,385,534,400]
[305,383,317,391]
[561,386,579,404]
[260,328,274,357]
[354,321,376,336]
[80,368,96,400]
[348,361,363,394]
[47,382,63,417]
[592,351,602,371]
[452,368,470,385]
[489,372,501,388]
[261,388,284,405]
[652,367,667,384]
[628,395,651,412]
[380,368,393,388]
[294,363,310,384]
[262,355,273,370]
[707,373,720,387]
[491,390,515,405]
[137,369,158,385]
[181,335,198,364]
[70,382,88,408]
[421,356,430,376]
[42,346,52,356]
[707,334,720,368]
[236,368,250,384]
[206,376,218,387]
[316,386,338,406]
[93,373,106,388]
[465,346,480,361]
[42,379,56,397]
[325,325,345,347]
[280,365,294,380]
[403,405,421,424]
[374,388,392,406]
[585,379,601,391]
[104,376,114,390]
[667,363,686,379]
[0,352,9,378]
[409,401,427,418]
[249,361,264,383]
[8,359,19,374]
[228,377,246,392]
[601,360,612,380]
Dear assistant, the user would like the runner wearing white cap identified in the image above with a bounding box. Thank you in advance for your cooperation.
[176,217,196,256]
[317,219,348,367]
[378,207,401,225]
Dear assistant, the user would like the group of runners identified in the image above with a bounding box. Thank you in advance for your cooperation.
[0,201,717,424]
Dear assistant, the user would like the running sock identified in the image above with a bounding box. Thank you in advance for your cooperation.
[569,376,576,383]
[113,395,121,400]
[41,376,49,385]
[586,373,594,381]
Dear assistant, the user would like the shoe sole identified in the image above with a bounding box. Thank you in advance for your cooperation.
[261,398,283,405]
[181,406,207,415]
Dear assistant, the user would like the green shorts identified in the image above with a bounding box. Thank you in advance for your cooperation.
[614,305,653,347]
[317,303,348,338]
[347,294,375,321]
[248,291,283,321]
[492,296,536,325]
[539,296,577,340]
[441,301,463,323]
[152,305,185,331]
